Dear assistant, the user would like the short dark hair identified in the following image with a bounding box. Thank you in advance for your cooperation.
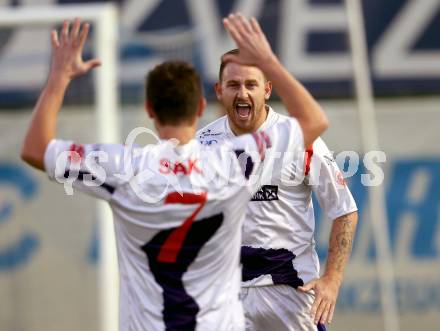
[146,60,202,125]
[219,49,239,81]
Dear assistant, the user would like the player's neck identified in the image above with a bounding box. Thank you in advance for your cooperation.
[157,124,196,145]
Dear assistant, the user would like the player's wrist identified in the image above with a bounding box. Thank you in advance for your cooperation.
[322,272,343,286]
[257,53,279,73]
[46,72,71,90]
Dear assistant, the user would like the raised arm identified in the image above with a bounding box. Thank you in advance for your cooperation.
[222,13,328,147]
[21,18,101,170]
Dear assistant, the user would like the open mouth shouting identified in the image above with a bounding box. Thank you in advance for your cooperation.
[234,100,253,121]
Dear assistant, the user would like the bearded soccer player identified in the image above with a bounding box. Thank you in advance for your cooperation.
[197,15,358,331]
[21,15,327,331]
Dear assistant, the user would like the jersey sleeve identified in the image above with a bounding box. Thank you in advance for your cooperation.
[307,138,358,221]
[44,139,138,201]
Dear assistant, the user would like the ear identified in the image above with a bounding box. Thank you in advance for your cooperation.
[145,100,155,119]
[264,80,273,101]
[197,97,207,118]
[214,82,222,101]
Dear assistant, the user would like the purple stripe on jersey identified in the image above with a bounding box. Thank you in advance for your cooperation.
[141,213,223,331]
[241,246,304,288]
[63,170,115,194]
[234,150,254,180]
[317,323,327,331]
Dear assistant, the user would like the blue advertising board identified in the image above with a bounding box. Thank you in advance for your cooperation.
[0,0,439,104]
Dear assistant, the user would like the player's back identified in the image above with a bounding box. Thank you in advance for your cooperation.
[44,136,259,330]
[44,119,302,330]
[107,139,254,331]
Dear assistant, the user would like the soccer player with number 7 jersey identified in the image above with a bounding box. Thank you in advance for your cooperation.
[21,14,328,331]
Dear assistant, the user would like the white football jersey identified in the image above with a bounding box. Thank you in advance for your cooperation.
[43,118,304,331]
[197,107,358,288]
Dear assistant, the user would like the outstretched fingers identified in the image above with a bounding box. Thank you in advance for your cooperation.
[223,12,275,67]
[60,20,70,45]
[223,16,244,46]
[78,22,90,50]
[250,17,263,35]
[51,30,60,49]
[57,18,90,50]
[224,14,254,44]
[85,58,102,71]
[49,18,101,79]
[71,17,81,43]
[236,13,253,34]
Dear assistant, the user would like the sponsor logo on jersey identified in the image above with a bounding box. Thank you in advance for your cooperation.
[159,158,203,175]
[199,129,224,145]
[250,185,279,201]
[200,139,218,146]
[198,129,224,139]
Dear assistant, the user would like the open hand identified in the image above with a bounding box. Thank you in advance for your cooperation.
[298,275,341,325]
[222,13,276,68]
[49,18,101,83]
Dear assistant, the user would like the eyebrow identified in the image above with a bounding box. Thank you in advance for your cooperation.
[225,78,259,84]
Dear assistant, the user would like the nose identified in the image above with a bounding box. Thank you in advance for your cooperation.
[236,84,249,99]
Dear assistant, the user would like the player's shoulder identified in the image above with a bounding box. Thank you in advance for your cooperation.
[196,115,228,145]
[308,137,339,170]
[270,109,290,122]
[265,109,300,131]
[197,115,228,137]
[92,142,126,155]
[263,110,302,145]
[46,140,127,162]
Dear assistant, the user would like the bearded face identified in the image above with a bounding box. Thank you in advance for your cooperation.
[216,62,272,135]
